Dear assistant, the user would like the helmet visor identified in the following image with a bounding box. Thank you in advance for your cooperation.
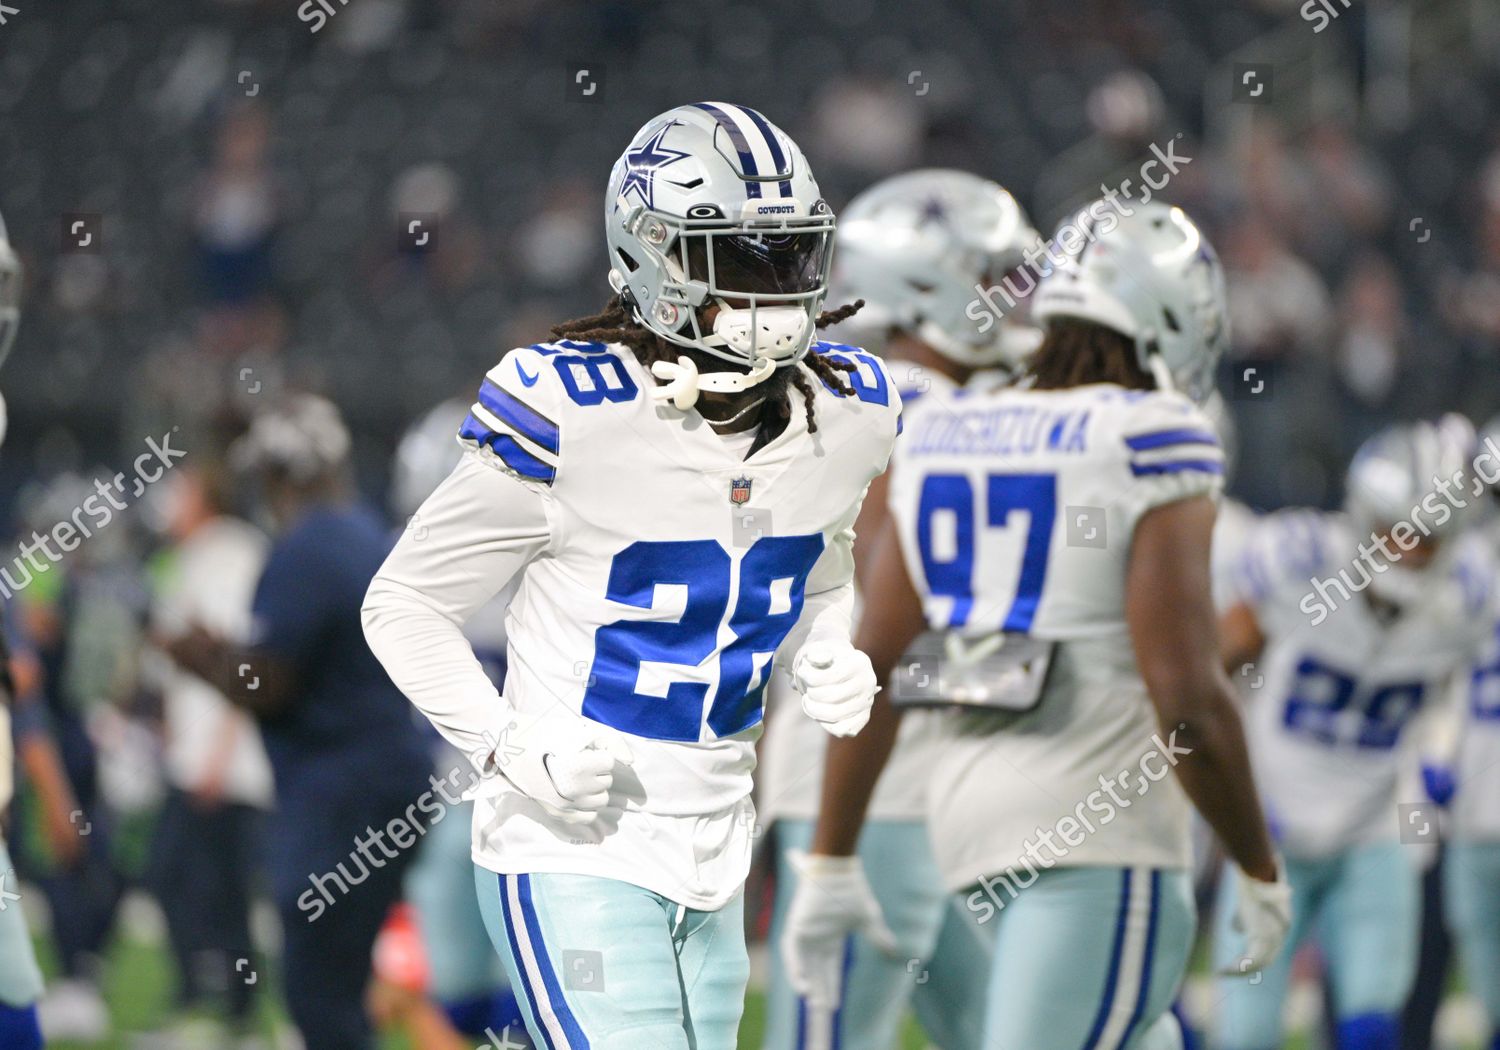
[684,228,831,297]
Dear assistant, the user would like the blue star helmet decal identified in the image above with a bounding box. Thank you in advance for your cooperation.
[618,120,691,210]
[917,196,949,227]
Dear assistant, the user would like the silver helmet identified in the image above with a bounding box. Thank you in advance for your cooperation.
[231,393,351,483]
[0,209,21,447]
[1032,200,1227,402]
[605,103,835,382]
[391,398,467,521]
[831,169,1042,370]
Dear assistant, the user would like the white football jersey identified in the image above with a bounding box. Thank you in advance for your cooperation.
[760,361,980,824]
[891,382,1225,891]
[365,338,900,909]
[1455,524,1500,843]
[1233,511,1497,857]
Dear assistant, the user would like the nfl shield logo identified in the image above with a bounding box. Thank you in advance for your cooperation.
[729,477,753,505]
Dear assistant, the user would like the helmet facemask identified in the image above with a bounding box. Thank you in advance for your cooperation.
[611,202,835,374]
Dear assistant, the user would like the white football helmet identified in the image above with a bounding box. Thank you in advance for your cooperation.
[1032,200,1227,402]
[1345,415,1476,603]
[391,398,466,521]
[231,393,351,483]
[0,209,21,447]
[831,169,1042,369]
[605,103,835,382]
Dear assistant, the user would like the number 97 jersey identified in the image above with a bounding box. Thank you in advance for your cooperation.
[888,382,1226,885]
[890,384,1225,643]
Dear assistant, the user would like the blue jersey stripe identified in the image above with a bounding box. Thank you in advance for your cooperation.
[479,378,560,453]
[1124,427,1220,452]
[496,874,558,1050]
[460,415,557,484]
[1130,459,1225,478]
[1080,868,1134,1050]
[692,102,762,198]
[737,105,795,197]
[517,874,590,1048]
[1119,870,1162,1047]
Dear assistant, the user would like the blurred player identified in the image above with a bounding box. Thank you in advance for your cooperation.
[784,200,1290,1050]
[1215,417,1496,1050]
[0,206,47,1050]
[146,459,270,1047]
[759,168,1040,1050]
[1443,414,1500,1050]
[163,394,432,1050]
[363,102,899,1050]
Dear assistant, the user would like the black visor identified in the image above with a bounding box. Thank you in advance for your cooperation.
[684,229,828,296]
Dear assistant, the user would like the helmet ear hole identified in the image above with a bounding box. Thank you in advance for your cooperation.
[1161,308,1180,333]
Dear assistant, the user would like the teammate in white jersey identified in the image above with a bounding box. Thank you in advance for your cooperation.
[1437,415,1500,1050]
[759,169,1040,1050]
[783,199,1289,1050]
[0,208,50,1050]
[1215,418,1497,1050]
[363,102,900,1050]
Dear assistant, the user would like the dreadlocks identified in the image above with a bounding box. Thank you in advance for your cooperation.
[1023,318,1154,393]
[550,296,862,437]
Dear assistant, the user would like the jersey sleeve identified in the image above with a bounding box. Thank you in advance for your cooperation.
[362,453,553,768]
[1110,392,1226,535]
[1227,508,1338,630]
[458,345,563,487]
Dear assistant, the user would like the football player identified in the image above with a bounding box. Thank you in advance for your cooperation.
[362,102,900,1050]
[1448,415,1500,1050]
[759,169,1040,1050]
[1214,417,1496,1050]
[0,209,47,1050]
[783,200,1290,1050]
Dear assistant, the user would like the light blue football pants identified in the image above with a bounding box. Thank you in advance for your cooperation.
[406,800,508,1005]
[763,818,990,1050]
[0,838,44,1009]
[475,866,748,1050]
[1212,843,1419,1050]
[958,864,1196,1050]
[1445,842,1500,1044]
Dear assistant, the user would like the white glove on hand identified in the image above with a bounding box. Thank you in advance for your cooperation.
[791,641,878,737]
[1218,863,1292,977]
[487,712,633,824]
[780,850,898,1009]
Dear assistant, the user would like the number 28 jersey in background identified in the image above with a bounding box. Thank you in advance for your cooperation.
[367,339,900,909]
[888,382,1225,891]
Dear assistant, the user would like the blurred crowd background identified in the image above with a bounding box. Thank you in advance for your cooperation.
[1,0,1497,1046]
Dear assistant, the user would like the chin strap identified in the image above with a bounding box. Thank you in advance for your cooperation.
[1147,353,1177,395]
[649,355,776,411]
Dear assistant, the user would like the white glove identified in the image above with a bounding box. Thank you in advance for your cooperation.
[486,711,633,824]
[791,641,878,737]
[780,850,899,1009]
[1218,863,1292,977]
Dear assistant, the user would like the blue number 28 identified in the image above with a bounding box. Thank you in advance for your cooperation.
[582,535,824,741]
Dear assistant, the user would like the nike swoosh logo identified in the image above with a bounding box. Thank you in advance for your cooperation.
[516,362,540,387]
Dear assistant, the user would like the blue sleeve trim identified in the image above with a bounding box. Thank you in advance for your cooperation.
[478,379,560,454]
[459,414,557,484]
[1130,459,1225,478]
[1124,427,1220,452]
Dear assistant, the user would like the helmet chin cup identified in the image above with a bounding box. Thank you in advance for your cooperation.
[706,304,813,363]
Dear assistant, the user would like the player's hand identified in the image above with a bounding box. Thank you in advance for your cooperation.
[780,850,898,1009]
[489,713,634,824]
[1218,863,1292,977]
[791,641,878,737]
